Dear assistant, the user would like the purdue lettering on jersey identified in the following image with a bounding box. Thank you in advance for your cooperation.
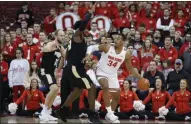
[97,46,126,75]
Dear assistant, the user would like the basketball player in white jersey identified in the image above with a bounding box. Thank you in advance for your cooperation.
[85,34,144,123]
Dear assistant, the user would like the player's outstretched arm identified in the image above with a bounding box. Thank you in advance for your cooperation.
[82,44,110,64]
[124,51,142,80]
[73,12,92,43]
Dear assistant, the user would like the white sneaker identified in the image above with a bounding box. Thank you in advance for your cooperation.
[185,116,191,121]
[105,112,118,122]
[39,112,49,122]
[47,109,58,121]
[112,119,120,123]
[135,115,139,119]
[145,115,148,120]
[112,111,119,120]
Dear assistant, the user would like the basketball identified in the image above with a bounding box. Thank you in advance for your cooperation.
[137,78,150,90]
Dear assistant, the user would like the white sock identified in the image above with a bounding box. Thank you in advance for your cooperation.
[106,106,112,113]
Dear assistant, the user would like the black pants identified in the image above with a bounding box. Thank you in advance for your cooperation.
[0,81,10,113]
[166,111,191,121]
[61,65,92,105]
[16,107,42,117]
[115,109,145,119]
[139,111,158,119]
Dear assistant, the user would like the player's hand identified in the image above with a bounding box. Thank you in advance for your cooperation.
[82,54,93,64]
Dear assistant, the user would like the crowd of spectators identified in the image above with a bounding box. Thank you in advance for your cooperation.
[0,1,191,121]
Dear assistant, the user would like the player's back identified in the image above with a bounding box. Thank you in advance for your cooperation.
[97,46,126,75]
[67,39,87,67]
[41,48,61,76]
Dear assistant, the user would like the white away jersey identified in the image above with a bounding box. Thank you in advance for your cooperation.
[96,46,126,75]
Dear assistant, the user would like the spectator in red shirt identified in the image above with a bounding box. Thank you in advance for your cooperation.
[22,34,40,63]
[14,28,28,48]
[174,9,187,36]
[112,10,130,30]
[138,9,156,34]
[44,8,57,35]
[57,2,65,14]
[0,53,10,114]
[10,78,45,117]
[179,32,191,57]
[10,28,17,45]
[142,78,171,119]
[95,2,112,18]
[160,79,191,121]
[140,39,156,68]
[127,45,140,71]
[2,33,16,64]
[116,79,145,119]
[158,36,178,66]
[127,4,139,27]
[33,22,41,39]
[15,26,22,39]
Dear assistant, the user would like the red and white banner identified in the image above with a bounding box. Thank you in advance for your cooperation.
[56,12,80,30]
[91,15,111,32]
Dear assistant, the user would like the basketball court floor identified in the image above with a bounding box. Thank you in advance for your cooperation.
[1,116,191,123]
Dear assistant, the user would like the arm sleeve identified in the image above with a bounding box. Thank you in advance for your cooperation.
[15,91,27,105]
[133,92,140,100]
[143,93,152,105]
[79,12,92,31]
[165,92,176,108]
[156,18,165,30]
[39,91,45,104]
[1,62,8,75]
[164,19,174,31]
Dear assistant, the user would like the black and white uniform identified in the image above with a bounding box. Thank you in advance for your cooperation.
[40,48,61,87]
[62,39,93,90]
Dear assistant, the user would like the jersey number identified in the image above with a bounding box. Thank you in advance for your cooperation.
[107,60,118,67]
